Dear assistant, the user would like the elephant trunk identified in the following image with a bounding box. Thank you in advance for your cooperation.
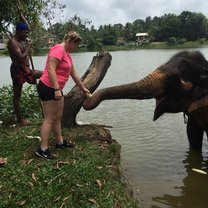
[83,70,166,110]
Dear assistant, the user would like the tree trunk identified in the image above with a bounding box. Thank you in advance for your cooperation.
[61,51,112,127]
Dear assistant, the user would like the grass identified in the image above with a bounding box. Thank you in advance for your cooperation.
[0,121,138,208]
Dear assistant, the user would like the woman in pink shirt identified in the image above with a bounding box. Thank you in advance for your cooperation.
[36,31,90,159]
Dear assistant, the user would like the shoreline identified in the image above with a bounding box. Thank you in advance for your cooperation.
[1,41,208,57]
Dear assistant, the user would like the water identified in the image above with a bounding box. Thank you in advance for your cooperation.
[1,49,208,208]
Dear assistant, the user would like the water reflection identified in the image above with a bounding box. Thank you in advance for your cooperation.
[152,150,208,208]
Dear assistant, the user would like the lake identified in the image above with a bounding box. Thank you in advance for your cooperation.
[1,49,208,208]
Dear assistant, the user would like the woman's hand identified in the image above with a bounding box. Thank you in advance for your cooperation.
[54,90,62,100]
[83,87,90,94]
[83,88,92,98]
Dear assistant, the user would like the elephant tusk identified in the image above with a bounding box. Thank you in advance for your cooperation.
[192,168,207,175]
[180,79,193,91]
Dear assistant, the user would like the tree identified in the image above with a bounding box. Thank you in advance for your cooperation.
[124,22,133,42]
[0,0,65,36]
[47,22,65,41]
[159,14,182,41]
[149,16,161,40]
[144,16,152,31]
[96,24,117,45]
[132,19,145,32]
[179,11,208,41]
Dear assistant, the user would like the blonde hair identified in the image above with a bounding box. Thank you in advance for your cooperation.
[63,31,82,43]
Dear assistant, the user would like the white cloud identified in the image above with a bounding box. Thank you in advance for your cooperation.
[56,0,208,28]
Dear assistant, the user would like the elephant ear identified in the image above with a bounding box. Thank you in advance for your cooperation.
[175,52,208,101]
[154,97,176,121]
[175,51,208,83]
[178,58,200,83]
[153,74,193,121]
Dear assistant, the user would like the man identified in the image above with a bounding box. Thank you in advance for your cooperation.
[7,23,42,125]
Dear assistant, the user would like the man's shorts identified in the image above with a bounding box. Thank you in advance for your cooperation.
[10,64,36,86]
[37,80,63,101]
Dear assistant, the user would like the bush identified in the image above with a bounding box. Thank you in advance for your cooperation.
[0,85,42,124]
[177,38,187,45]
[167,37,177,45]
[198,38,206,44]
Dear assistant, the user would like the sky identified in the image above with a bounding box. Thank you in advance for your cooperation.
[57,0,208,28]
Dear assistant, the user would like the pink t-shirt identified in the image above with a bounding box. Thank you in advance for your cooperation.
[40,44,73,90]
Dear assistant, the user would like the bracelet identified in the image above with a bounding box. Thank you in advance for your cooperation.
[54,88,60,91]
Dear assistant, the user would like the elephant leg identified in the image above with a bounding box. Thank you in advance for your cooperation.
[186,118,204,151]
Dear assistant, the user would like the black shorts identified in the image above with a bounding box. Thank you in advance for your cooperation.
[37,80,63,101]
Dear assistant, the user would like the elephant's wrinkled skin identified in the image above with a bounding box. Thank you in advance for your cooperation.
[83,51,208,150]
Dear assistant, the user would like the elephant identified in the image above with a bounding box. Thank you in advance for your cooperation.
[83,50,208,151]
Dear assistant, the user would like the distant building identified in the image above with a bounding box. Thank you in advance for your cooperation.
[135,32,149,43]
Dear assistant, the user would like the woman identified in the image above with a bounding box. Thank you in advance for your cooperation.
[36,31,90,160]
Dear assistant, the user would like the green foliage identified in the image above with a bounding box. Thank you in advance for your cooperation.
[179,11,208,41]
[167,37,177,45]
[177,38,187,45]
[0,85,13,124]
[0,85,41,124]
[83,34,103,51]
[199,38,206,44]
[43,10,208,50]
[20,85,42,118]
[167,37,187,45]
[86,36,100,51]
[0,0,65,35]
[159,14,182,41]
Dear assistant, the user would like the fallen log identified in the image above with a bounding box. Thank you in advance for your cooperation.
[61,51,112,127]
